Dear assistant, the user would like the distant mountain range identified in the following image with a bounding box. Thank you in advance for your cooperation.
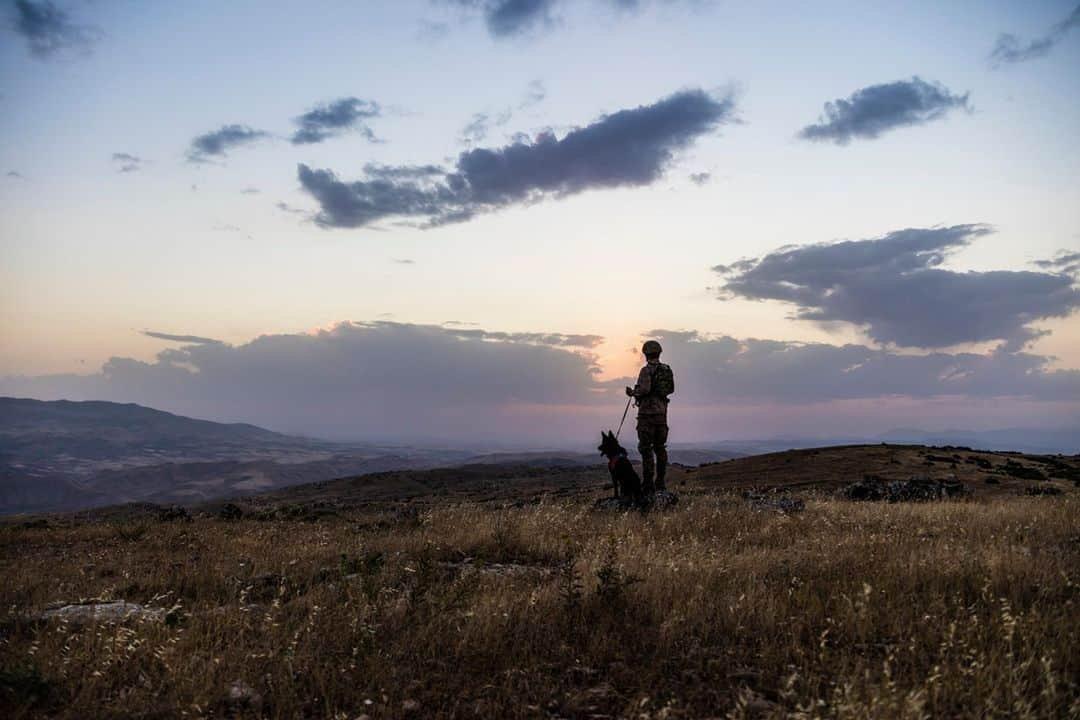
[0,398,474,514]
[873,427,1079,454]
[2,396,1074,514]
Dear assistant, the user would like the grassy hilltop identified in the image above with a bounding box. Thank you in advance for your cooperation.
[1,445,1078,719]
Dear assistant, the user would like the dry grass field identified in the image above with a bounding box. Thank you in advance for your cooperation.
[1,447,1078,719]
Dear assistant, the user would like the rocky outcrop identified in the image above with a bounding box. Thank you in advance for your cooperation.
[842,474,966,502]
[39,601,165,626]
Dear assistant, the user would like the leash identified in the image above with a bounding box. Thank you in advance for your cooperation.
[615,396,632,440]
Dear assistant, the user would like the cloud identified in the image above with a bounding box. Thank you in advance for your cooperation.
[1,322,606,441]
[714,225,1080,350]
[298,88,737,229]
[520,79,547,108]
[441,328,603,347]
[1032,250,1080,276]
[4,322,1076,444]
[442,0,695,39]
[990,4,1080,66]
[460,82,540,144]
[361,163,445,180]
[460,113,493,144]
[10,0,102,59]
[186,125,269,163]
[630,330,1080,405]
[291,97,381,145]
[275,201,306,215]
[111,152,143,173]
[689,171,711,186]
[481,0,558,38]
[459,108,513,144]
[143,331,223,345]
[798,77,970,145]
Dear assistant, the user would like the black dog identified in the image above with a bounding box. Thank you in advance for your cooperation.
[598,431,645,507]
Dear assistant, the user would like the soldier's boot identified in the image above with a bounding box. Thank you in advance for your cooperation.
[639,447,656,495]
[655,445,668,491]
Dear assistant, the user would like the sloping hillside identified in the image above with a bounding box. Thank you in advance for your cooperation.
[686,443,1079,495]
[0,398,473,514]
[1,397,313,467]
[182,443,1077,522]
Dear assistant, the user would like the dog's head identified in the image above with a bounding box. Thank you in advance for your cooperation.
[597,430,625,459]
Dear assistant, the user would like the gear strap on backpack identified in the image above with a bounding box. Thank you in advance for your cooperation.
[652,362,675,398]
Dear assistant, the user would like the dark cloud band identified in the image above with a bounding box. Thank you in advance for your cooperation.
[486,0,556,37]
[798,77,969,145]
[143,331,223,345]
[12,0,102,59]
[291,97,381,145]
[3,323,1075,445]
[186,125,269,163]
[0,322,605,440]
[298,88,736,229]
[714,225,1080,350]
[443,0,694,39]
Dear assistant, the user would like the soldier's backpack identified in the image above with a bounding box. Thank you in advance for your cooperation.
[653,363,675,398]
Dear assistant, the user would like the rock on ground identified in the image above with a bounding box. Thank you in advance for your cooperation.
[743,490,805,513]
[593,490,679,512]
[40,601,165,626]
[226,679,262,711]
[651,489,679,507]
[1025,485,1063,496]
[843,474,966,502]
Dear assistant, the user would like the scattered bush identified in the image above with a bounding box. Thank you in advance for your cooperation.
[0,661,58,715]
[114,522,149,542]
[156,506,191,522]
[1004,460,1046,481]
[218,503,243,521]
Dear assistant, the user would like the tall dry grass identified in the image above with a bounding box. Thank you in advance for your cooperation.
[1,494,1078,718]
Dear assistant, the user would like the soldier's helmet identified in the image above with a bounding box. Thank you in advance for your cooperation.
[642,340,662,356]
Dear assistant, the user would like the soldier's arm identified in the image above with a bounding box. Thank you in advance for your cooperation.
[632,366,652,398]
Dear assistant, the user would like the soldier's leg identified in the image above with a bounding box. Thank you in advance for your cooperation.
[637,423,655,494]
[654,423,669,490]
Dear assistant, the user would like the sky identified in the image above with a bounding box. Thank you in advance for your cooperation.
[1,0,1078,445]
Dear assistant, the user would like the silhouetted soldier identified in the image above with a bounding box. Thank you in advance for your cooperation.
[625,340,674,493]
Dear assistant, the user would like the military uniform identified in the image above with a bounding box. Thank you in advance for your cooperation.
[630,358,671,492]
